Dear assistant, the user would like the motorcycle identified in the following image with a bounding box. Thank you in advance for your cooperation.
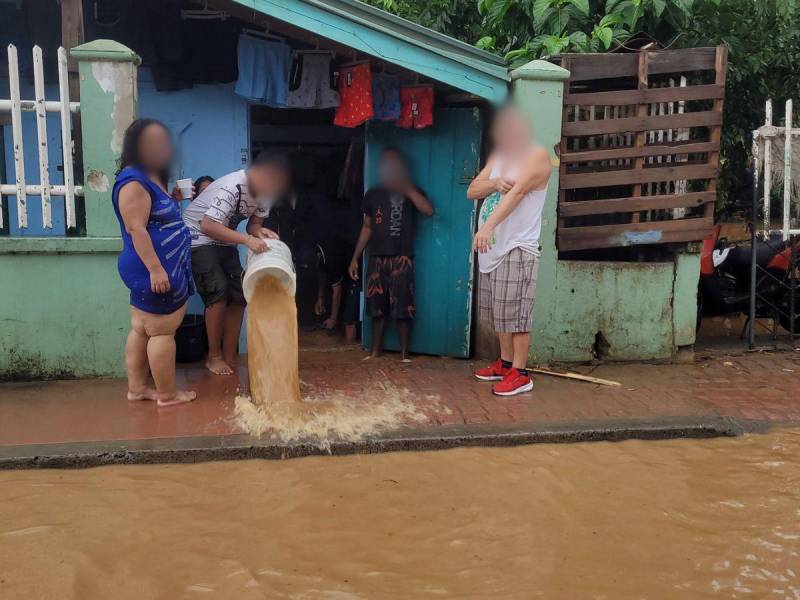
[698,224,799,334]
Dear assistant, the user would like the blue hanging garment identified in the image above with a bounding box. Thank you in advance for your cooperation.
[371,73,401,121]
[235,33,291,106]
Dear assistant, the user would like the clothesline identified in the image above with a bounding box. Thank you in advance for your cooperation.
[234,33,436,130]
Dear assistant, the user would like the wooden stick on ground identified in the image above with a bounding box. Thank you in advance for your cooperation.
[531,367,622,387]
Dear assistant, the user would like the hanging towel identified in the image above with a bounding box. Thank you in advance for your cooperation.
[287,53,340,109]
[334,63,374,128]
[235,34,291,106]
[371,74,401,121]
[397,85,435,129]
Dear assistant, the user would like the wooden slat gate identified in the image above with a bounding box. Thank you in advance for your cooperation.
[556,46,727,253]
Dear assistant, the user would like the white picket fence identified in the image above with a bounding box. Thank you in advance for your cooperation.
[0,44,83,231]
[753,98,799,240]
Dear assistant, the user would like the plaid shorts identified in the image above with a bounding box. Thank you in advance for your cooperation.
[478,248,539,333]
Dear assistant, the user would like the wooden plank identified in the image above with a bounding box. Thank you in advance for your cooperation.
[61,0,84,72]
[559,191,716,217]
[631,52,648,224]
[558,217,714,251]
[562,141,718,163]
[565,84,724,106]
[559,48,718,82]
[562,110,722,136]
[705,45,727,219]
[648,47,717,75]
[557,56,571,233]
[562,163,717,189]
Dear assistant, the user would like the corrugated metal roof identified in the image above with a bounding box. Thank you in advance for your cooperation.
[232,0,509,101]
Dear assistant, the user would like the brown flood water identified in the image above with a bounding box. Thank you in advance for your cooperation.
[1,430,799,599]
[236,277,427,445]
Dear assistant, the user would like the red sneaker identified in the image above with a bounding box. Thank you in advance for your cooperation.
[492,368,534,396]
[474,358,509,381]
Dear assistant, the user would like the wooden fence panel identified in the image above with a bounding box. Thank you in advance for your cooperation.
[555,46,727,253]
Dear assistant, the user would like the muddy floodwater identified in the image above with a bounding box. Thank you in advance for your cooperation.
[1,430,799,599]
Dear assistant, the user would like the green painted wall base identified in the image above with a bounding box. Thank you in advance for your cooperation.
[530,253,699,363]
[0,245,128,379]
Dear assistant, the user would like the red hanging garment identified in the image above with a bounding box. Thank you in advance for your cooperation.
[397,86,434,129]
[334,63,374,128]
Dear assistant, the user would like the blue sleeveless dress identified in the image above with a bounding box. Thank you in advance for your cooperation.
[112,166,194,314]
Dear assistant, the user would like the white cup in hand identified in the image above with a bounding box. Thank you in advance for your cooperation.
[177,178,193,200]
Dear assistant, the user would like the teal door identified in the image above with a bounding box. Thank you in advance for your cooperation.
[363,108,482,358]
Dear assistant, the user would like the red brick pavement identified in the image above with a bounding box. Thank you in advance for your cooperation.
[1,342,799,451]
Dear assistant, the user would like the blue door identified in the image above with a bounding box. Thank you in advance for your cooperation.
[363,108,482,358]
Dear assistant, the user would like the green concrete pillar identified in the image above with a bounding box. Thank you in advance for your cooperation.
[71,40,140,237]
[509,60,569,363]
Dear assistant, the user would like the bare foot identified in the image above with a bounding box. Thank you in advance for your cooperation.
[401,358,412,363]
[206,356,234,375]
[157,389,196,407]
[127,387,158,402]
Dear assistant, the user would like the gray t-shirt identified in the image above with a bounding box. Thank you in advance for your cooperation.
[182,170,269,247]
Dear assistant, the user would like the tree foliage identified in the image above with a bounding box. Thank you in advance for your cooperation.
[365,0,800,214]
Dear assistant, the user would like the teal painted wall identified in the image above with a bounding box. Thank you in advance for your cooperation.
[362,108,482,357]
[0,242,128,379]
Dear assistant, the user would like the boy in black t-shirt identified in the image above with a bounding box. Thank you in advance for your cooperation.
[348,147,434,360]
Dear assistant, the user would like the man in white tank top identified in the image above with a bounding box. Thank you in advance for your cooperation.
[467,105,552,396]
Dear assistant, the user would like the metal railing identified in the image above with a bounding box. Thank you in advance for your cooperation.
[1,44,83,232]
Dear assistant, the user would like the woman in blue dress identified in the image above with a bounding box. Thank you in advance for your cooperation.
[112,119,196,406]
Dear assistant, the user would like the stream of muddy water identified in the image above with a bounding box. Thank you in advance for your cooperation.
[1,429,798,599]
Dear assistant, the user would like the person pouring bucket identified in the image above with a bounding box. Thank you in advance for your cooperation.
[182,153,291,375]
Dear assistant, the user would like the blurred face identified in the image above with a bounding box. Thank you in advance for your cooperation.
[491,106,533,156]
[196,179,212,195]
[378,152,408,188]
[137,124,173,173]
[248,164,290,206]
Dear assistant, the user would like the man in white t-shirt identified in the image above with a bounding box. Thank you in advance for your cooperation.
[467,105,551,396]
[183,152,290,375]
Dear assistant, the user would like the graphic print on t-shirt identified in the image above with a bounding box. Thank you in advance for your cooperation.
[362,186,415,257]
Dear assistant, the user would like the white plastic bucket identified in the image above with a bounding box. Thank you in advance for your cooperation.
[242,239,296,301]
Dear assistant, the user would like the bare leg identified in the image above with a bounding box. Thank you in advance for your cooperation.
[222,301,245,367]
[345,323,358,344]
[498,332,514,363]
[370,317,386,358]
[142,305,196,406]
[135,305,196,406]
[511,332,531,370]
[125,308,156,401]
[204,301,233,375]
[396,319,411,361]
[322,284,342,329]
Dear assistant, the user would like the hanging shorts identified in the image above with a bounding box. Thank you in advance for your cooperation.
[478,248,539,333]
[234,34,290,106]
[366,255,415,320]
[371,73,400,121]
[397,85,434,129]
[334,63,374,128]
[287,53,340,109]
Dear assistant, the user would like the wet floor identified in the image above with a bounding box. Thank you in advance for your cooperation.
[1,429,799,599]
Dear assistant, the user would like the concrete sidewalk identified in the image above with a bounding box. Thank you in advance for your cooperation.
[1,342,799,468]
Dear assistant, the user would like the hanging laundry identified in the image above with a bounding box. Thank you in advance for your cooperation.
[397,85,435,129]
[334,63,374,128]
[371,73,401,121]
[286,52,340,109]
[235,34,291,106]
